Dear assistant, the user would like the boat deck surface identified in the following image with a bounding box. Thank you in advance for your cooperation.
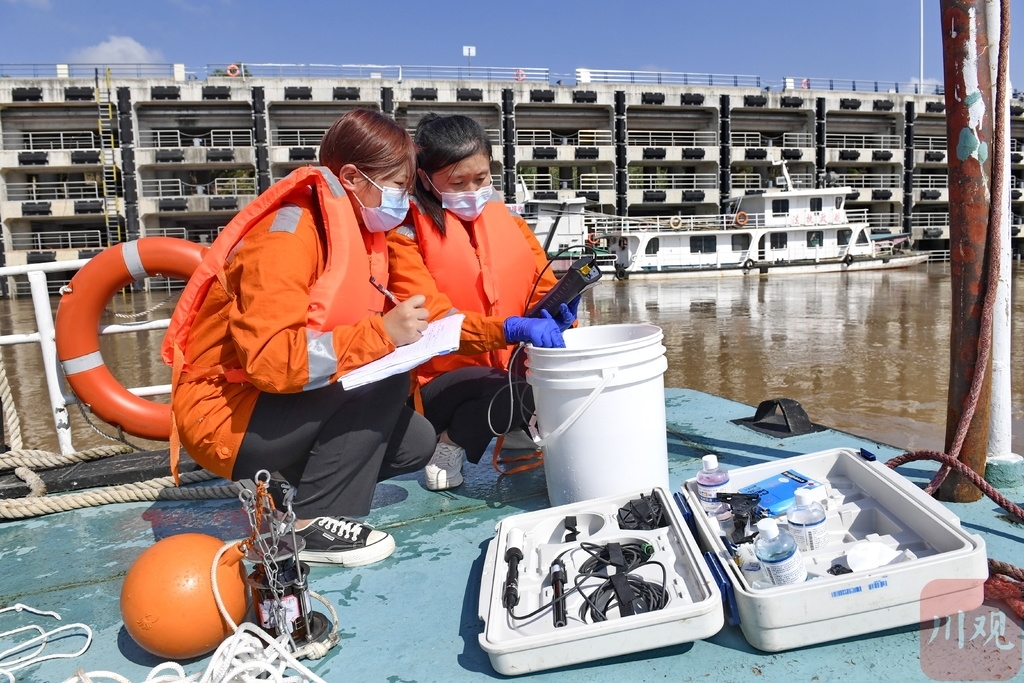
[2,389,1021,682]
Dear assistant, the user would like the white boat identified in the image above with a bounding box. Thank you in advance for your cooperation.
[514,166,930,279]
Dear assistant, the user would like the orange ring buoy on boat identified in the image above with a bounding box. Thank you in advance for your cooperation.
[55,237,206,441]
[586,232,599,246]
[225,64,241,77]
[734,211,749,227]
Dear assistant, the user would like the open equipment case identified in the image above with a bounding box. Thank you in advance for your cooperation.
[477,447,987,674]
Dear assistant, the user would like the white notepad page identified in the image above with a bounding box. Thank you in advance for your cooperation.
[340,314,465,390]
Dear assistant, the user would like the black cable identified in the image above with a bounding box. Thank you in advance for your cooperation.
[521,244,597,314]
[577,541,654,575]
[575,561,669,623]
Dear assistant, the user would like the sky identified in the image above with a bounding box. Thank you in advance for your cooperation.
[0,0,1019,88]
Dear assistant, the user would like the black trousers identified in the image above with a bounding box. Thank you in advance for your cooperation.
[233,372,436,518]
[419,366,535,464]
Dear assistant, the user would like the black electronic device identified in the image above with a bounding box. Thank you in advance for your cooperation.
[525,255,602,320]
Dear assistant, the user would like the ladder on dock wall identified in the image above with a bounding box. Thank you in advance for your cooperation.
[95,68,122,245]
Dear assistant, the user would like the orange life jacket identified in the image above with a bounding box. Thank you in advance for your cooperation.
[410,200,536,383]
[162,165,388,377]
[161,165,387,481]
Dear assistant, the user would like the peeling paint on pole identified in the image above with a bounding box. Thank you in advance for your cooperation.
[939,0,993,502]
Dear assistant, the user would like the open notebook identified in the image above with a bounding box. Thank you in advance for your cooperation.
[340,314,465,390]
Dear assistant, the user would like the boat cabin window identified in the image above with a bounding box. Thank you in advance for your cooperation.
[731,233,751,251]
[644,237,660,255]
[856,230,869,245]
[806,230,823,247]
[771,199,790,215]
[769,233,787,249]
[835,196,844,209]
[838,229,852,245]
[690,235,717,254]
[810,197,823,212]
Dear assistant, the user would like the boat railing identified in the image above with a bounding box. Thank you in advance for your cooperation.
[138,128,254,148]
[912,174,949,189]
[0,259,172,455]
[913,135,948,151]
[911,213,950,227]
[4,180,101,201]
[585,211,756,234]
[834,173,902,189]
[1,130,103,150]
[627,131,718,147]
[628,173,718,190]
[576,69,761,87]
[9,229,103,251]
[825,133,903,149]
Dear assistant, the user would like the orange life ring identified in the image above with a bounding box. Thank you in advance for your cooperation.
[225,64,241,77]
[586,232,599,246]
[734,211,749,227]
[513,68,526,82]
[55,237,206,441]
[801,78,810,89]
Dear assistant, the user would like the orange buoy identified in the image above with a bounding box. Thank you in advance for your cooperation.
[55,237,205,441]
[120,533,248,659]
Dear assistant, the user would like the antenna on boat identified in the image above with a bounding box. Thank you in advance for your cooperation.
[771,160,793,191]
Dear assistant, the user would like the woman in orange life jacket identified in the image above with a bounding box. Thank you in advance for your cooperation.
[386,114,578,491]
[167,110,435,566]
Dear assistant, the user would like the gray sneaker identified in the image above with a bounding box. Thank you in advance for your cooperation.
[424,442,465,491]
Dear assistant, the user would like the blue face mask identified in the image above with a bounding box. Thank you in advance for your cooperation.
[441,184,493,221]
[354,169,409,233]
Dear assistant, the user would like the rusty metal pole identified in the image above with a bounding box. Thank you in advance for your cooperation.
[938,0,994,502]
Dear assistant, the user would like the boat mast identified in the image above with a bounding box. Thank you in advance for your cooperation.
[937,0,1010,501]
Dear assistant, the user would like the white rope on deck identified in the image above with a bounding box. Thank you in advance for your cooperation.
[0,356,23,451]
[0,470,243,520]
[0,445,132,471]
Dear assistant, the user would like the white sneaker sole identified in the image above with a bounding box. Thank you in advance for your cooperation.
[424,467,464,491]
[298,531,396,567]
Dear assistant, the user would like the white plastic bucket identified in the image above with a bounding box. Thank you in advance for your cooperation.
[526,324,669,505]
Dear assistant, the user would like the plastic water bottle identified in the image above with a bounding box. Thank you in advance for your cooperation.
[754,518,807,585]
[786,487,829,551]
[696,454,730,520]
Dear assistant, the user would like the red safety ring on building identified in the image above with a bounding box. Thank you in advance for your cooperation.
[513,69,527,82]
[55,237,205,441]
[801,78,810,89]
[226,64,241,77]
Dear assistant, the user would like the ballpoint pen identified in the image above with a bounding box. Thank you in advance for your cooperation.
[369,276,400,305]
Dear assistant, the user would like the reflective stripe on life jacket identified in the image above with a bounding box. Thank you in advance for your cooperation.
[410,200,536,382]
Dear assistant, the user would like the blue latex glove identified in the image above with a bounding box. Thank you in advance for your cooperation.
[504,311,565,348]
[552,295,581,332]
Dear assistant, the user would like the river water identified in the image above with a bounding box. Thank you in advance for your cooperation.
[1,263,1021,456]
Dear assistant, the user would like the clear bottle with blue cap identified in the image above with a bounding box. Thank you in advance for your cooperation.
[754,518,807,585]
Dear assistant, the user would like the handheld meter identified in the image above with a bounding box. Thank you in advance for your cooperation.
[525,255,603,319]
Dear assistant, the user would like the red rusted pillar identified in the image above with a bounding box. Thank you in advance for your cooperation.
[938,0,994,502]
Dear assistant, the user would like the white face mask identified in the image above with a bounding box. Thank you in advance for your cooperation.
[354,169,409,233]
[431,180,493,221]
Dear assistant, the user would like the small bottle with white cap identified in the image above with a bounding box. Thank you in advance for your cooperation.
[786,487,829,551]
[753,518,807,585]
[695,453,731,520]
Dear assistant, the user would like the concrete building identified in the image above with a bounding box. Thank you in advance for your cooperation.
[1,62,1022,295]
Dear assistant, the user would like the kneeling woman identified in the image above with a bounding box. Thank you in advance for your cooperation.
[164,110,436,566]
[387,114,576,491]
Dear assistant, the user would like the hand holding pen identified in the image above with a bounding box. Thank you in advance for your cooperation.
[372,276,428,345]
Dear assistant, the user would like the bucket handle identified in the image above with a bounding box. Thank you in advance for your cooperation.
[533,368,617,448]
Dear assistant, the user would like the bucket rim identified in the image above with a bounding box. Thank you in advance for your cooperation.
[527,323,664,357]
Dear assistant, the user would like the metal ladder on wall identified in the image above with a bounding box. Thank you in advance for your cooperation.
[94,68,122,245]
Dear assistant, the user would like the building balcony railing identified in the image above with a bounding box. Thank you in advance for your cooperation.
[4,181,100,201]
[140,177,257,197]
[912,175,948,189]
[864,212,903,229]
[271,129,327,146]
[913,136,948,151]
[911,213,950,227]
[515,129,613,146]
[628,173,718,190]
[138,129,254,148]
[577,69,761,87]
[825,134,902,150]
[517,173,615,191]
[835,173,901,189]
[9,229,103,251]
[731,173,814,190]
[626,131,718,147]
[730,132,814,147]
[1,130,103,151]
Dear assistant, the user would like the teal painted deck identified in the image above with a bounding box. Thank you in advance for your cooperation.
[2,389,1022,682]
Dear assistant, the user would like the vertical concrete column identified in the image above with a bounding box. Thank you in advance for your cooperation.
[116,87,139,241]
[251,87,270,194]
[814,97,826,175]
[613,91,626,216]
[501,89,516,202]
[381,87,394,117]
[719,95,731,194]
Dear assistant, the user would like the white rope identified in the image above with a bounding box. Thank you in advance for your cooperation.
[0,356,23,451]
[0,445,132,472]
[0,604,93,680]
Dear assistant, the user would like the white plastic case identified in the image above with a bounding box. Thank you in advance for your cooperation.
[681,447,988,652]
[477,487,724,675]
